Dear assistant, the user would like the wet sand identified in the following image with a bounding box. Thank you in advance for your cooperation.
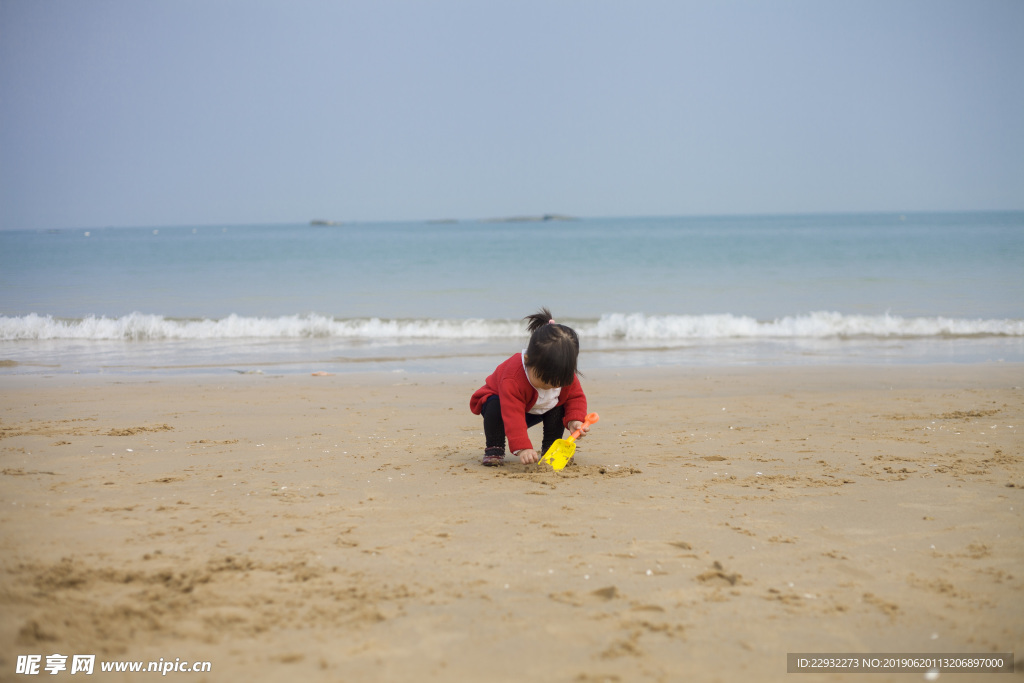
[1,364,1022,682]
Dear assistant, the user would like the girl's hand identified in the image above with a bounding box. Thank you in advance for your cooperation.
[567,421,590,438]
[518,448,539,464]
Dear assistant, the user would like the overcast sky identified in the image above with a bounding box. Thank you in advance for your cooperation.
[1,0,1022,230]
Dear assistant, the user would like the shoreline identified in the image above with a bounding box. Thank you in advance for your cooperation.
[2,336,1022,378]
[1,364,1022,681]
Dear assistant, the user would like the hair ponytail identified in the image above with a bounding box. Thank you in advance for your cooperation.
[524,307,555,333]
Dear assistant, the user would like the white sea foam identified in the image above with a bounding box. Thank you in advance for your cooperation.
[588,312,1024,339]
[1,312,1021,342]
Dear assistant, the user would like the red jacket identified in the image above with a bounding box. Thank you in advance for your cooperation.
[469,353,587,452]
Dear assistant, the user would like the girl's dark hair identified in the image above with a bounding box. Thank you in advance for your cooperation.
[523,307,580,388]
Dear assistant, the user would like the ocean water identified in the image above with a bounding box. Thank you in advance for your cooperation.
[1,212,1022,375]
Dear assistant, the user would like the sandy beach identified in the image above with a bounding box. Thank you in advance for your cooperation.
[1,364,1022,682]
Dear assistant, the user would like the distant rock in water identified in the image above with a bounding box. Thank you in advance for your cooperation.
[483,213,578,223]
[310,219,343,226]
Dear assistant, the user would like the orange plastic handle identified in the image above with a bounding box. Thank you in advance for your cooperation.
[569,412,600,440]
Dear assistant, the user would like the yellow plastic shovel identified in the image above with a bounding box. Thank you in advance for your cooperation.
[540,413,600,471]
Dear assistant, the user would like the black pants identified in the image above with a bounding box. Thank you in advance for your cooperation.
[482,395,565,455]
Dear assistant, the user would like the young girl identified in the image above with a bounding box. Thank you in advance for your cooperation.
[469,308,590,466]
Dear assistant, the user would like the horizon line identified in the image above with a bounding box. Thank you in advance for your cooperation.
[3,207,1023,232]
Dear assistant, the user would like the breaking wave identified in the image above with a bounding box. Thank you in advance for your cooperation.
[2,311,1021,342]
